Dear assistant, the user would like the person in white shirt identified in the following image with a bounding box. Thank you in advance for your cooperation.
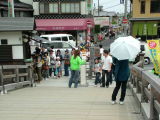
[99,45,104,60]
[101,50,113,87]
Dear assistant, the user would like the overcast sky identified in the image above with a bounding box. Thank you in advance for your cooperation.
[93,0,130,13]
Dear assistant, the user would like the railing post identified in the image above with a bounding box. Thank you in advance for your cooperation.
[15,66,19,84]
[141,71,148,103]
[28,65,33,87]
[0,66,5,95]
[150,86,155,120]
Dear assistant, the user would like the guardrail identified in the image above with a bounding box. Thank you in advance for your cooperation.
[129,61,160,120]
[0,65,33,94]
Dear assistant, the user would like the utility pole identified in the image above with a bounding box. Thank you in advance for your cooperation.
[98,0,100,16]
[124,0,128,35]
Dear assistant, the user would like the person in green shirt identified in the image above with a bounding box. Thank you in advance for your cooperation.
[69,50,86,88]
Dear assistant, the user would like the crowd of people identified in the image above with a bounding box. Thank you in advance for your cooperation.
[31,46,72,83]
[31,43,130,105]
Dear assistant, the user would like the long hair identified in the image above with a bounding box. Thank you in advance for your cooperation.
[74,50,80,59]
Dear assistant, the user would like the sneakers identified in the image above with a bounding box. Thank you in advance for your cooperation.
[111,101,124,105]
[119,101,124,105]
[111,101,116,105]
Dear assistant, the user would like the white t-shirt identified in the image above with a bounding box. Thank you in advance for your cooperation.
[100,48,104,54]
[101,55,113,70]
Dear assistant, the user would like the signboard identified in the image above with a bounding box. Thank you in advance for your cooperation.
[94,17,110,27]
[147,40,160,75]
[122,19,128,24]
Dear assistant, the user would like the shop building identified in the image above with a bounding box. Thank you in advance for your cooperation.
[130,0,160,40]
[0,0,34,64]
[33,0,94,44]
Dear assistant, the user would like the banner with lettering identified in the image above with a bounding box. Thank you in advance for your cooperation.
[147,40,160,75]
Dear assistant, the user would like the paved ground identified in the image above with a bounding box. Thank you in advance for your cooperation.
[0,76,144,120]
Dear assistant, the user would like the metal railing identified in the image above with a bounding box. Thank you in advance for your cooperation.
[129,60,160,120]
[0,65,33,94]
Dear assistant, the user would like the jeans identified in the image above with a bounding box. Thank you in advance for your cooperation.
[112,81,127,101]
[102,70,112,87]
[64,64,69,76]
[69,70,80,88]
[95,72,101,85]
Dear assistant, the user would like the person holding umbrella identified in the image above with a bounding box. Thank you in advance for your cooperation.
[111,58,130,105]
[110,36,140,105]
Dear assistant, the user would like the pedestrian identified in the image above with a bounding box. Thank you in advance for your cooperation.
[93,58,102,86]
[34,50,42,83]
[99,45,104,60]
[55,57,61,78]
[101,50,113,88]
[111,58,130,105]
[69,50,86,88]
[49,50,56,77]
[42,53,49,80]
[63,49,70,76]
[56,50,63,77]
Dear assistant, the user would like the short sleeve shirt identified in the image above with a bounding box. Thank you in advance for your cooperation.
[102,55,113,70]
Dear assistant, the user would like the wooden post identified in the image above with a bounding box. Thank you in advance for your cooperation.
[141,72,148,103]
[150,86,155,120]
[15,67,19,83]
[28,66,33,87]
[0,66,5,94]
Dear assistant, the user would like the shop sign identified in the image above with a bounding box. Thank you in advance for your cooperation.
[147,40,160,75]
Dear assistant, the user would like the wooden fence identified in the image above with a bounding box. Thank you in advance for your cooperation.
[129,61,160,120]
[0,65,33,94]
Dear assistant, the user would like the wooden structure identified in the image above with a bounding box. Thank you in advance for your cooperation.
[129,61,160,120]
[0,65,33,94]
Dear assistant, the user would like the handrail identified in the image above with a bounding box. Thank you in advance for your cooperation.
[130,61,160,120]
[0,65,33,94]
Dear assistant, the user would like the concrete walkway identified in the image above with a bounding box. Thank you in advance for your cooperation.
[0,76,144,120]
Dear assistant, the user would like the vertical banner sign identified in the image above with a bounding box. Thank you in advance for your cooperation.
[147,40,160,75]
[8,0,15,17]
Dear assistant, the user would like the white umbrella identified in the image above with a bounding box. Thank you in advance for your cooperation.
[110,36,140,61]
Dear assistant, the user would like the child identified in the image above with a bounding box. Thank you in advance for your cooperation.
[42,59,49,80]
[93,59,102,86]
[55,57,61,78]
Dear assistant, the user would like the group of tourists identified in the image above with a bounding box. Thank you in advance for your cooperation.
[31,46,71,83]
[31,43,130,105]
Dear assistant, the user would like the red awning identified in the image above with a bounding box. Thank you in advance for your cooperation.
[35,18,94,31]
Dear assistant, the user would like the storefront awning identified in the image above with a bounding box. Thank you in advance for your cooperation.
[35,19,94,31]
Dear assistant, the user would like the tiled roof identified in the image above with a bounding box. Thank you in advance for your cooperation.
[0,17,34,31]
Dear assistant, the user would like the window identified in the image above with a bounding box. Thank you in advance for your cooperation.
[40,2,58,14]
[40,2,45,13]
[150,0,160,13]
[41,37,49,40]
[140,1,145,14]
[42,42,62,49]
[49,3,58,13]
[62,37,68,41]
[51,37,61,41]
[1,39,8,45]
[69,36,75,41]
[63,43,72,48]
[61,3,80,13]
